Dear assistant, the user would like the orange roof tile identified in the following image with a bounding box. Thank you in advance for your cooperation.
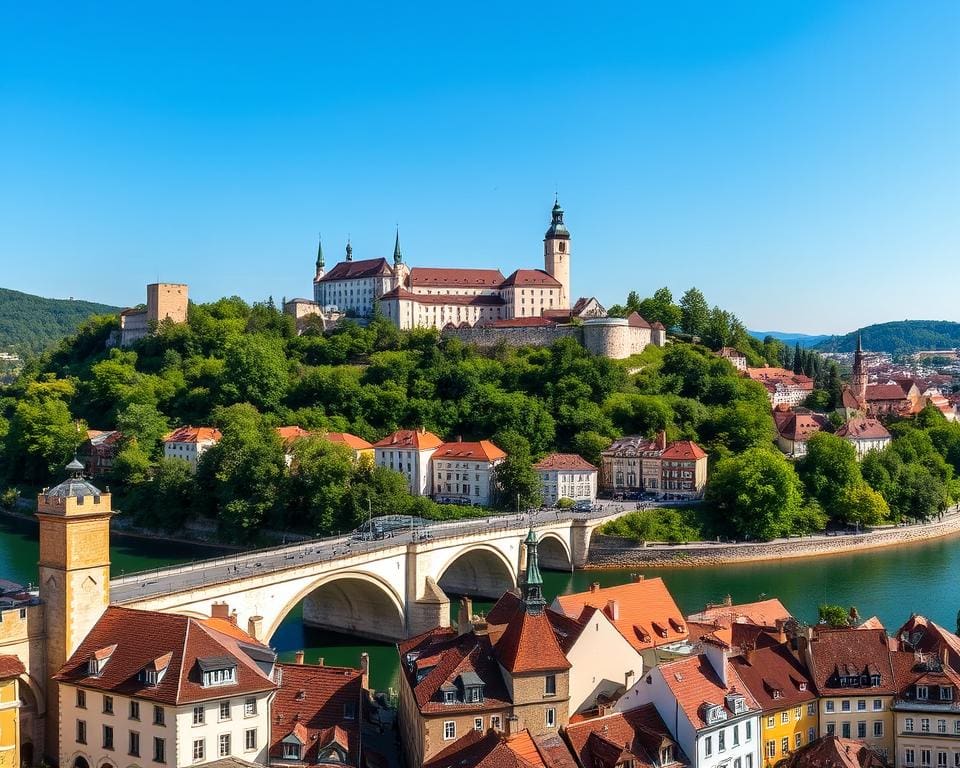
[409,267,506,288]
[372,428,443,450]
[564,704,684,768]
[493,603,571,674]
[163,426,222,444]
[501,269,562,287]
[806,628,897,695]
[730,643,816,712]
[660,440,707,460]
[533,453,598,472]
[434,440,506,462]
[0,655,25,678]
[554,578,688,652]
[659,654,760,729]
[324,432,373,451]
[687,599,792,629]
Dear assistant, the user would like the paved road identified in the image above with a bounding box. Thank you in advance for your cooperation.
[109,505,636,605]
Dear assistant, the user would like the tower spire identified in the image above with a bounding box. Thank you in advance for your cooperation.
[393,228,402,265]
[345,237,353,262]
[315,233,324,270]
[521,529,546,614]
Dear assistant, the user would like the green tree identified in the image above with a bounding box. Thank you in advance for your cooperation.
[5,394,85,484]
[818,604,851,627]
[492,432,542,510]
[832,482,890,527]
[797,433,862,520]
[679,288,710,338]
[638,288,681,329]
[284,437,355,534]
[116,402,170,457]
[222,335,289,412]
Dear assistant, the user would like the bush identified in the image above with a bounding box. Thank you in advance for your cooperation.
[556,497,575,509]
[599,507,704,544]
[0,488,19,511]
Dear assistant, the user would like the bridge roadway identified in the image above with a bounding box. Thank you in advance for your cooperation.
[109,505,632,642]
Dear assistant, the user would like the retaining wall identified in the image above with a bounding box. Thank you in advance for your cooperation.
[442,325,582,348]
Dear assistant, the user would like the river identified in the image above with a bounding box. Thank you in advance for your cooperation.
[1,515,956,696]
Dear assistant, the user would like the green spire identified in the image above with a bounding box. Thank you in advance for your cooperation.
[393,229,402,265]
[315,233,324,270]
[522,529,545,614]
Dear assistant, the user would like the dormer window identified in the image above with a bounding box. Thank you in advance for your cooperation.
[282,743,301,760]
[661,745,675,765]
[799,682,807,691]
[704,704,727,724]
[88,644,117,676]
[198,656,237,688]
[726,693,747,714]
[870,674,881,686]
[917,685,929,700]
[940,687,953,701]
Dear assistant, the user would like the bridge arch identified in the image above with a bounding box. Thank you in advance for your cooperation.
[437,543,517,599]
[537,532,573,571]
[263,570,406,643]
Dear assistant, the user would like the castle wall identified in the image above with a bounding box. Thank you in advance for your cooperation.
[441,325,582,349]
[146,283,188,325]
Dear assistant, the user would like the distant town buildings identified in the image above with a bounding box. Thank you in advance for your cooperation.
[773,410,828,458]
[600,433,709,498]
[745,367,815,408]
[834,416,892,461]
[80,429,123,476]
[119,283,188,347]
[718,347,749,372]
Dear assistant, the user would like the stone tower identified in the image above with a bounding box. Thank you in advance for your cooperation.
[852,331,868,405]
[37,459,112,758]
[543,199,571,310]
[146,282,188,325]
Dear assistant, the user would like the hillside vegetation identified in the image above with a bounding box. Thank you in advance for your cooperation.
[0,287,120,355]
[814,321,960,355]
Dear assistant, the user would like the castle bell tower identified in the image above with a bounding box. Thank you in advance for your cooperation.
[544,198,571,310]
[38,459,112,758]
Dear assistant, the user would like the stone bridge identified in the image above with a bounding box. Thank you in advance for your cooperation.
[110,509,627,642]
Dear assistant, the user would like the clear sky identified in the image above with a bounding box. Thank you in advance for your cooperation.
[1,2,957,334]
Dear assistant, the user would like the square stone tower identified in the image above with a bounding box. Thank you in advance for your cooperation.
[146,282,188,325]
[543,200,571,310]
[37,459,112,759]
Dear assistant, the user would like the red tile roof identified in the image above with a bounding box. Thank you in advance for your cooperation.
[554,578,688,652]
[835,417,891,441]
[324,432,373,451]
[409,267,506,288]
[55,606,277,704]
[729,643,816,712]
[626,312,651,329]
[269,662,362,765]
[533,453,598,472]
[777,413,828,442]
[687,599,792,629]
[864,383,911,402]
[275,426,313,448]
[373,428,444,450]
[434,440,507,462]
[318,258,394,282]
[806,628,898,695]
[785,735,889,768]
[0,655,25,678]
[492,601,572,674]
[660,440,707,461]
[894,615,960,669]
[425,730,534,768]
[163,426,222,444]
[500,269,562,287]
[659,654,760,729]
[564,704,685,768]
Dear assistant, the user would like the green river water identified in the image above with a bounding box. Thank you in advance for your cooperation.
[1,515,956,696]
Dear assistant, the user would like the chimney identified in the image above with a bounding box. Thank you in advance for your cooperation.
[317,657,324,667]
[657,431,667,450]
[294,650,305,665]
[590,582,601,593]
[458,596,474,636]
[505,715,520,737]
[360,652,370,691]
[229,609,238,626]
[211,601,230,619]
[630,573,645,583]
[744,645,755,665]
[605,599,620,621]
[247,615,263,641]
[775,619,787,644]
[724,594,733,607]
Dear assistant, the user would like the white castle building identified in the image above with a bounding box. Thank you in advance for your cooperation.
[312,201,572,329]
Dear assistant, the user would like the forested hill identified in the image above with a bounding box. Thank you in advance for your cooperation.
[0,287,120,355]
[813,321,960,354]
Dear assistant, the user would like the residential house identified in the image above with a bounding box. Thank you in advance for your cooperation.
[323,433,374,463]
[397,532,572,768]
[614,633,763,768]
[659,441,708,498]
[728,632,818,767]
[431,439,506,507]
[802,627,898,761]
[774,411,828,458]
[533,454,598,506]
[0,655,24,768]
[373,428,444,496]
[600,435,709,498]
[552,577,690,672]
[745,368,814,408]
[81,430,123,477]
[423,727,577,768]
[891,650,960,768]
[563,703,687,768]
[835,417,892,461]
[718,348,748,372]
[54,605,278,768]
[162,426,222,470]
[269,659,366,767]
[895,616,960,671]
[784,735,889,768]
[687,598,793,631]
[275,427,313,466]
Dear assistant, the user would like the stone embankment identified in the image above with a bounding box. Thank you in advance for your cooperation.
[586,511,960,568]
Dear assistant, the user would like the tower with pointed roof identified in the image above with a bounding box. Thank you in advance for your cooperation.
[521,529,546,614]
[852,331,868,406]
[543,198,571,310]
[392,229,410,287]
[37,460,113,758]
[312,235,326,304]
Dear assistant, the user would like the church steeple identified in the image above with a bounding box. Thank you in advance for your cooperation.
[543,198,571,311]
[521,529,546,615]
[345,239,353,262]
[393,229,403,265]
[315,234,324,271]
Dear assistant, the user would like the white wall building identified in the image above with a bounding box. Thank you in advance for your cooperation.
[162,426,222,470]
[372,429,443,497]
[533,453,598,505]
[431,440,506,507]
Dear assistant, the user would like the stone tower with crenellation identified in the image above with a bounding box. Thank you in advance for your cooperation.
[37,459,112,759]
[543,199,571,310]
[146,282,188,325]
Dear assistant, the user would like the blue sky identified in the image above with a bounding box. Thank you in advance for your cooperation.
[1,2,957,334]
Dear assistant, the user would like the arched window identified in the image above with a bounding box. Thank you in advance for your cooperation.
[558,241,566,253]
[73,758,90,768]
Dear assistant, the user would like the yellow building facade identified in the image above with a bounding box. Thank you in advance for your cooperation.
[0,658,24,768]
[761,701,818,767]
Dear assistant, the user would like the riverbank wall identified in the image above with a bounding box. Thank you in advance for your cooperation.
[585,512,960,568]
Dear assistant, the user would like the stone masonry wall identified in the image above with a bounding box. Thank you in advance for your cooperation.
[586,514,960,568]
[441,325,582,349]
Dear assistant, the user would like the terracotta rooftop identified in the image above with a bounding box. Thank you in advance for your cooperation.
[324,432,374,451]
[372,428,444,451]
[687,598,792,629]
[55,606,277,705]
[318,257,394,282]
[564,704,685,768]
[382,286,506,306]
[424,730,532,768]
[729,642,816,712]
[275,426,313,448]
[434,440,507,463]
[835,416,891,441]
[602,432,668,458]
[659,654,760,729]
[409,267,506,288]
[895,615,960,668]
[745,367,814,389]
[553,578,688,653]
[660,440,707,461]
[785,735,889,768]
[864,383,911,401]
[806,628,897,695]
[500,269,562,287]
[0,655,25,678]
[533,453,598,472]
[269,661,362,765]
[491,597,572,674]
[777,413,828,442]
[626,312,651,329]
[163,426,222,444]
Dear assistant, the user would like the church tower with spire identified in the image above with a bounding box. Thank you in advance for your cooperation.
[852,331,868,405]
[544,199,571,310]
[312,234,325,304]
[392,228,410,288]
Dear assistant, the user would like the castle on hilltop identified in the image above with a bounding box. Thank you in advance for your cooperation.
[299,201,666,358]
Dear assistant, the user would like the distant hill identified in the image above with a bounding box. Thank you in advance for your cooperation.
[0,287,120,355]
[813,320,960,354]
[748,330,831,348]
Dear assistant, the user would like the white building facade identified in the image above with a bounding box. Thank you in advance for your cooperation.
[162,427,222,470]
[533,454,598,505]
[373,429,443,497]
[431,441,506,507]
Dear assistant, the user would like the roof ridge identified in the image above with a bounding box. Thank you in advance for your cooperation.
[176,615,191,704]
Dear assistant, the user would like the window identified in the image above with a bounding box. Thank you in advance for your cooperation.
[154,736,166,764]
[782,737,790,753]
[343,701,357,720]
[76,689,86,709]
[955,721,960,735]
[746,720,752,740]
[857,699,866,711]
[767,741,777,759]
[244,698,257,717]
[939,753,948,768]
[939,719,948,734]
[747,755,754,768]
[103,695,114,714]
[283,743,301,760]
[906,718,915,732]
[129,700,140,720]
[546,708,556,728]
[826,723,835,735]
[825,701,835,713]
[76,719,87,744]
[443,721,456,741]
[874,721,883,737]
[842,722,851,738]
[922,750,932,767]
[767,716,775,728]
[906,749,915,766]
[219,734,231,757]
[474,718,483,732]
[735,759,742,768]
[796,733,803,749]
[719,731,726,752]
[491,715,501,731]
[545,674,557,696]
[192,739,204,762]
[129,731,140,757]
[705,736,712,757]
[781,711,790,724]
[795,706,803,720]
[918,685,929,700]
[842,700,851,712]
[873,699,883,711]
[103,724,114,750]
[202,667,237,688]
[443,690,455,704]
[942,687,954,701]
[244,729,257,751]
[733,724,740,746]
[923,718,931,732]
[153,706,165,726]
[219,700,231,721]
[857,721,866,738]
